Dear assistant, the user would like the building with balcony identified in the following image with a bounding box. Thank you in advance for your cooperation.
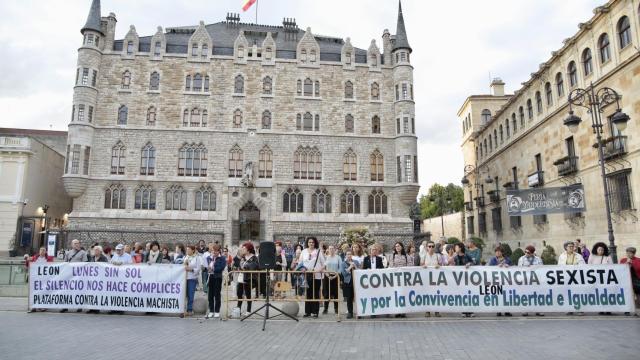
[458,0,640,256]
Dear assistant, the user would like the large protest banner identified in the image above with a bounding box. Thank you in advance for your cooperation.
[354,265,635,316]
[29,263,185,313]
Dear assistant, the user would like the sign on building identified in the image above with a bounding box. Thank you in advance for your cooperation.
[506,184,585,216]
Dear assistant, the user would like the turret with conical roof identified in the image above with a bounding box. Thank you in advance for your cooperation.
[81,0,103,35]
[393,1,411,53]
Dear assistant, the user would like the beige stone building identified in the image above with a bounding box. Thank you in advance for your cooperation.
[0,128,72,256]
[459,0,640,258]
[63,1,420,246]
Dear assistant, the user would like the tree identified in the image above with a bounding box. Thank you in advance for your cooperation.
[499,243,513,259]
[541,245,557,265]
[447,237,460,244]
[511,248,525,265]
[419,183,464,219]
[469,237,486,251]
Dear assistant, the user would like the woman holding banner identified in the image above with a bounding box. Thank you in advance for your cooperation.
[182,245,202,317]
[489,245,512,317]
[421,241,444,318]
[588,242,613,264]
[453,243,475,318]
[322,245,341,315]
[340,250,359,319]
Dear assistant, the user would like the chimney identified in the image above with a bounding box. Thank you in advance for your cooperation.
[490,78,505,96]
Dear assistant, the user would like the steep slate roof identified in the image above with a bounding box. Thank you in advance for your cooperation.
[392,1,411,52]
[81,0,103,35]
[115,21,368,62]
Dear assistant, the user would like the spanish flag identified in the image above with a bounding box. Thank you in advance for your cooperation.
[242,0,257,12]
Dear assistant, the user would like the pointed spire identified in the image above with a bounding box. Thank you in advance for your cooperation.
[81,0,103,35]
[393,0,411,52]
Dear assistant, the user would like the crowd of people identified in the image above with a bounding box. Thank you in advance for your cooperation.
[25,237,640,319]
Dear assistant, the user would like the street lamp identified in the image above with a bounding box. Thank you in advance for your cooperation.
[564,84,630,263]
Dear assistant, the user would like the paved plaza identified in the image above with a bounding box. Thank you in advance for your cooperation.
[0,297,638,360]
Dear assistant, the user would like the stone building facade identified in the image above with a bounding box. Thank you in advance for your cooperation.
[459,0,640,257]
[63,0,420,245]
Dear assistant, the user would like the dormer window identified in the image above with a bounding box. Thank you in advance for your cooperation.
[345,52,351,64]
[310,50,316,62]
[154,42,161,56]
[191,43,198,56]
[370,54,377,67]
[238,46,244,58]
[400,52,406,62]
[126,41,134,55]
[86,34,94,45]
[301,49,307,62]
[265,47,272,59]
[201,44,208,58]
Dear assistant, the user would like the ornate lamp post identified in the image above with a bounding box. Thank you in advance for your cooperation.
[564,84,630,263]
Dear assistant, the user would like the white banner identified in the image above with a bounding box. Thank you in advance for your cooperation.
[29,263,186,313]
[354,265,636,316]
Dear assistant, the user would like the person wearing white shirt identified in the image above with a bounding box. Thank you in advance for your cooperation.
[558,241,586,265]
[299,237,325,318]
[182,245,202,317]
[519,245,544,317]
[588,242,614,264]
[420,241,443,318]
[110,244,132,265]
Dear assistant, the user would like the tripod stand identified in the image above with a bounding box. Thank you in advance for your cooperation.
[240,268,299,331]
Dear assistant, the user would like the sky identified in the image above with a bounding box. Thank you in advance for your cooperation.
[0,0,604,196]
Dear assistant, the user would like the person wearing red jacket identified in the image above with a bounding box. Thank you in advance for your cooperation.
[24,247,54,267]
[620,247,640,315]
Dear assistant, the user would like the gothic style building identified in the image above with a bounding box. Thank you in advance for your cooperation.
[63,0,419,245]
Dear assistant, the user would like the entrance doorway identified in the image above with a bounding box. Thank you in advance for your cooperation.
[238,201,261,242]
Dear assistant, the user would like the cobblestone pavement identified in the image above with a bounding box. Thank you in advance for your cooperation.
[0,308,638,360]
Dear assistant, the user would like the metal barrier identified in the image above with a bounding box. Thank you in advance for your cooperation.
[224,270,342,321]
[0,260,28,285]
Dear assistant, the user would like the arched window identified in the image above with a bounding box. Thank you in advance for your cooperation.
[535,91,543,114]
[234,75,244,94]
[340,189,360,214]
[195,186,216,211]
[368,190,388,214]
[555,72,564,97]
[262,110,271,129]
[345,114,354,133]
[193,73,202,92]
[263,76,272,95]
[111,142,125,175]
[582,48,593,76]
[283,188,304,213]
[481,109,491,125]
[499,125,503,144]
[296,80,302,95]
[259,146,272,178]
[117,105,128,125]
[617,16,631,49]
[343,149,357,181]
[312,188,331,213]
[545,82,553,106]
[371,82,380,100]
[121,70,131,89]
[314,114,320,130]
[303,78,313,96]
[371,115,381,134]
[185,75,191,91]
[314,81,320,97]
[182,109,189,126]
[201,109,208,127]
[293,146,322,180]
[526,99,533,119]
[303,112,313,131]
[233,109,243,128]
[599,33,611,63]
[190,108,200,127]
[146,106,156,126]
[370,149,384,181]
[506,118,511,138]
[345,81,354,99]
[483,139,487,155]
[203,76,209,92]
[165,185,187,211]
[140,142,155,175]
[178,143,207,177]
[149,72,160,90]
[509,114,515,136]
[568,61,578,87]
[489,135,493,152]
[228,145,243,178]
[135,185,156,210]
[518,106,524,128]
[104,184,126,209]
[493,130,498,148]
